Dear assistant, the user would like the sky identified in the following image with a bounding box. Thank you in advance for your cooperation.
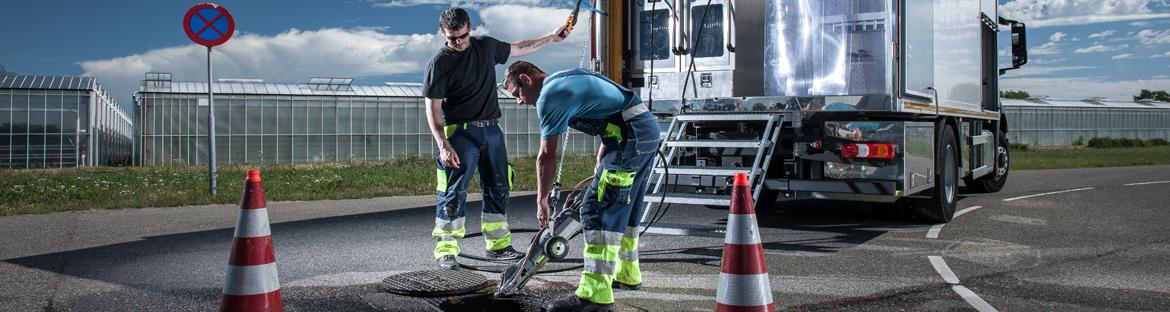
[1,0,1170,111]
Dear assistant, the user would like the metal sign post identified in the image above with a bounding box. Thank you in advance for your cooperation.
[184,3,235,196]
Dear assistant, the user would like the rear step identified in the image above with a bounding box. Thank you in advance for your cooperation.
[663,140,766,148]
[653,166,748,176]
[645,192,731,206]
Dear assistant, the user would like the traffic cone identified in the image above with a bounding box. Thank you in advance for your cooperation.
[221,170,283,312]
[715,173,775,312]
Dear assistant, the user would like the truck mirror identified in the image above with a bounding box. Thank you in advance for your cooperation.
[998,17,1027,75]
[1011,22,1028,68]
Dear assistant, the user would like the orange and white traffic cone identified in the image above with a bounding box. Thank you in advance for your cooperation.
[221,170,283,312]
[715,173,775,312]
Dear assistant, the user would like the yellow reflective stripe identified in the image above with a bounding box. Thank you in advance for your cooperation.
[432,226,465,258]
[576,272,615,304]
[620,236,638,252]
[482,220,511,250]
[431,226,466,238]
[436,168,448,192]
[597,169,636,202]
[444,124,459,138]
[507,164,515,191]
[615,259,642,286]
[484,233,511,251]
[605,123,623,143]
[583,243,620,262]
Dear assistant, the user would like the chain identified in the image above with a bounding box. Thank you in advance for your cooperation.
[577,0,593,69]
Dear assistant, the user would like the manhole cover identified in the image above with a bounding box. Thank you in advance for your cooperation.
[381,270,493,297]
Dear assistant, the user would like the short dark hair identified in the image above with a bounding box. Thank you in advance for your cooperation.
[439,7,471,31]
[503,61,544,89]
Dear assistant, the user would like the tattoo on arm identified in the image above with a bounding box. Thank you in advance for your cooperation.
[517,37,550,51]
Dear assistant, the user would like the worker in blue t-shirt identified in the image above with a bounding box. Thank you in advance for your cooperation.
[503,61,660,312]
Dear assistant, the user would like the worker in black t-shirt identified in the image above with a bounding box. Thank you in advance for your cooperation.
[424,7,571,270]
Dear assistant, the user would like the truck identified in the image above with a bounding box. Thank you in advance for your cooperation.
[585,0,1028,223]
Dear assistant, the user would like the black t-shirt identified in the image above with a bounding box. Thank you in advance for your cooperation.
[423,35,511,124]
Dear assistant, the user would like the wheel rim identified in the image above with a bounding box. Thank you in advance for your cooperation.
[944,145,956,203]
[995,146,1009,178]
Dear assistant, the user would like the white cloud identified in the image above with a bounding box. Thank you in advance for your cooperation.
[1030,57,1069,65]
[1001,76,1170,100]
[1137,29,1170,45]
[477,5,587,71]
[371,0,555,9]
[80,4,582,106]
[1049,32,1067,42]
[1131,21,1153,27]
[1031,42,1061,55]
[1111,53,1135,59]
[999,0,1170,27]
[1152,51,1170,58]
[1074,44,1128,53]
[1008,65,1096,77]
[1087,30,1116,39]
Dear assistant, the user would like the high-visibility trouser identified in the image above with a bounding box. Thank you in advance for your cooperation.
[433,121,515,258]
[575,132,657,304]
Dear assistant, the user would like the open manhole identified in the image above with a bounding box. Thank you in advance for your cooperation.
[381,270,492,297]
[367,270,577,312]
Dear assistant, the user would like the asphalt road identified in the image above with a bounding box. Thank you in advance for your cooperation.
[2,165,1169,311]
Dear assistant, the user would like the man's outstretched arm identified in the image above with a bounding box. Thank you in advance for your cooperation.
[511,25,572,57]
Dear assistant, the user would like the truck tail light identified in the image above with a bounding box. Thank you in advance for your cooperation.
[841,143,896,159]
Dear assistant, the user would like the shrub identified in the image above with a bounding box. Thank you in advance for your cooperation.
[1087,137,1170,148]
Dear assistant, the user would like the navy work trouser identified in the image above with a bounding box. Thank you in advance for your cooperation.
[432,121,514,258]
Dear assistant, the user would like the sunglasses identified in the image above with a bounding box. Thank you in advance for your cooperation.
[446,32,470,42]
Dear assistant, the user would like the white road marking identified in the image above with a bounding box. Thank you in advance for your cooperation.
[1002,187,1094,202]
[929,256,999,311]
[952,285,999,312]
[928,256,960,284]
[1124,180,1170,186]
[926,225,944,239]
[926,206,982,239]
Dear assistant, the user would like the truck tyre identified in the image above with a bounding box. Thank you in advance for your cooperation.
[965,135,1009,193]
[914,124,958,223]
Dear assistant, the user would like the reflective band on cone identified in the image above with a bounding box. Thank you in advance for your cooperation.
[716,173,774,312]
[222,170,283,312]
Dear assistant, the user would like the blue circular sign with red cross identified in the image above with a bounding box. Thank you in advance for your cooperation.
[184,3,235,47]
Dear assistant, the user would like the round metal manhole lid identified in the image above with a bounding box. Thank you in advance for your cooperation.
[381,270,493,297]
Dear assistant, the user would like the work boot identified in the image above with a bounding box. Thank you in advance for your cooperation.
[545,294,612,312]
[612,280,642,291]
[485,246,525,260]
[436,255,459,270]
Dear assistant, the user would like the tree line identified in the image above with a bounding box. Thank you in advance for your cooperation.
[999,89,1170,102]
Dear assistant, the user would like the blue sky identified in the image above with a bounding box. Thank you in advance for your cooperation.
[2,0,1169,109]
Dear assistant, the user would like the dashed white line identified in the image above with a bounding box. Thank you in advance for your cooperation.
[928,256,960,284]
[1124,180,1170,186]
[926,206,982,239]
[1002,187,1094,202]
[929,256,999,312]
[954,205,982,218]
[952,285,999,312]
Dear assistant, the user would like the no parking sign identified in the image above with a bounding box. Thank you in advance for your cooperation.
[184,3,235,47]
[184,3,235,196]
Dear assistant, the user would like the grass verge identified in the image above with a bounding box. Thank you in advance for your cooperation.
[0,155,597,216]
[4,146,1170,216]
[1012,145,1170,170]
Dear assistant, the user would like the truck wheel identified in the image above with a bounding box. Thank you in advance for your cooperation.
[965,135,1009,193]
[914,124,958,223]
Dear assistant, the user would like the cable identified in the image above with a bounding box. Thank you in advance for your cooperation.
[681,0,716,101]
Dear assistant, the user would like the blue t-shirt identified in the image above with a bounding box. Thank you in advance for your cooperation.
[536,70,632,139]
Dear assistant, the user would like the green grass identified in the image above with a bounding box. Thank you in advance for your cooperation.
[1012,145,1170,170]
[5,145,1170,216]
[0,155,597,216]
